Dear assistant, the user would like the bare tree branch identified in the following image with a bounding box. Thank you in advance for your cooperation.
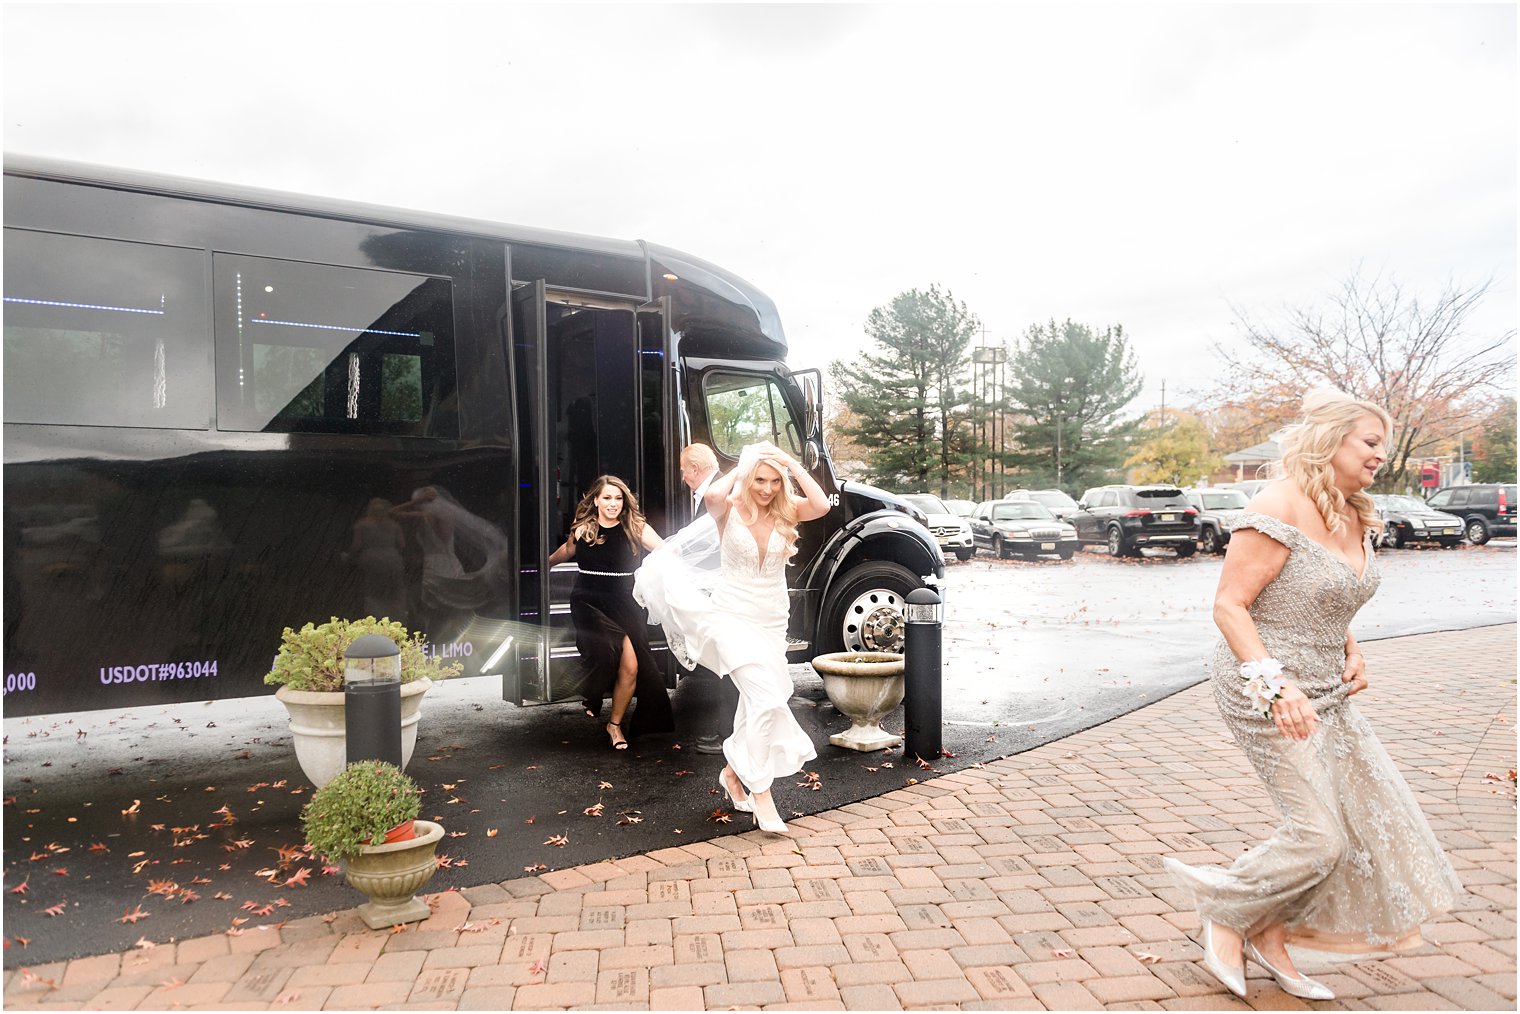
[1211,271,1515,488]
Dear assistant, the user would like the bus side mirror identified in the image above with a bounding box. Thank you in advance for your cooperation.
[794,368,822,439]
[803,440,820,470]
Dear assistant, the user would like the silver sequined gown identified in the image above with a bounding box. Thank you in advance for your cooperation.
[1164,512,1461,954]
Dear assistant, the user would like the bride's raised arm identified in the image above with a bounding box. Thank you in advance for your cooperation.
[749,442,830,522]
[702,457,745,523]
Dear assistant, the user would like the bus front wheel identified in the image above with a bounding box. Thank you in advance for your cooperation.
[820,561,921,655]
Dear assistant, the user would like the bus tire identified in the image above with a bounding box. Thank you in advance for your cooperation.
[819,561,921,655]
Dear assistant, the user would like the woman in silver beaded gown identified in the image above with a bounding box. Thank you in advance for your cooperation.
[1163,390,1460,1001]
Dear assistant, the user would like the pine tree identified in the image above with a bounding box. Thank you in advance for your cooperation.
[1004,320,1143,494]
[828,285,978,494]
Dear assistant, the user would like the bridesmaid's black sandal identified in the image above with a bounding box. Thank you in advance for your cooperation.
[606,721,629,750]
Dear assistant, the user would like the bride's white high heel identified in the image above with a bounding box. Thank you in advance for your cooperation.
[750,791,791,836]
[716,769,753,813]
[1244,938,1334,1000]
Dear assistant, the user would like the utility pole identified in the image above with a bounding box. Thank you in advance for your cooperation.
[972,344,1005,501]
[1056,411,1063,488]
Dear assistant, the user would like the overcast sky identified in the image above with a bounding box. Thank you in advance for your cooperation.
[4,3,1515,416]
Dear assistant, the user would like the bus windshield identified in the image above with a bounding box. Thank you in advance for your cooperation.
[702,371,802,458]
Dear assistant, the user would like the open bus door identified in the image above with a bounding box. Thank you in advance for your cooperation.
[638,296,681,688]
[505,282,675,706]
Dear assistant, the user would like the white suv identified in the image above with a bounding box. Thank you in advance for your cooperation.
[901,493,975,562]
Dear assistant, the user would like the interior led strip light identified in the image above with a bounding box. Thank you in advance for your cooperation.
[250,318,420,338]
[4,297,165,315]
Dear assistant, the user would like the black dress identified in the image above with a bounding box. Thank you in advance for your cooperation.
[570,526,673,739]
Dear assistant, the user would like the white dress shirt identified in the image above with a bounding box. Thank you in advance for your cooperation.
[691,469,717,515]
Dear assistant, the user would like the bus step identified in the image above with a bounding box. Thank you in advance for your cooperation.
[785,638,811,656]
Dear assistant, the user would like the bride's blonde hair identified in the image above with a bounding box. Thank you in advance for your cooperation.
[1271,389,1391,536]
[730,456,801,561]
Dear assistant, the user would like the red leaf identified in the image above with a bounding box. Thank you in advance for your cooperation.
[42,903,65,917]
[272,844,304,864]
[118,905,150,924]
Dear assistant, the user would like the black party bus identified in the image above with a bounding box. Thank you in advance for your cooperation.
[1,155,942,718]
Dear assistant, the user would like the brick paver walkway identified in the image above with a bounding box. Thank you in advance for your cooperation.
[5,625,1514,1011]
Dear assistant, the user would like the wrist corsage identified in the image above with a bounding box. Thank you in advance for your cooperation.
[1239,658,1286,717]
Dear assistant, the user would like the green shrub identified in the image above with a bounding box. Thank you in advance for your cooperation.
[263,616,461,692]
[301,761,423,860]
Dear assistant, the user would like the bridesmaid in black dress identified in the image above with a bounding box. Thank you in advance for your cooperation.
[548,476,672,749]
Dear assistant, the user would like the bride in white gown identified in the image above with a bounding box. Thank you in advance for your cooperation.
[636,441,830,834]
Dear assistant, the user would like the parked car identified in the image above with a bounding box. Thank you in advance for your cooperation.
[1370,495,1463,549]
[970,500,1079,560]
[864,486,928,526]
[1006,488,1081,521]
[1221,478,1274,500]
[901,493,976,562]
[1072,485,1199,557]
[940,498,976,518]
[1183,487,1250,554]
[1424,483,1516,545]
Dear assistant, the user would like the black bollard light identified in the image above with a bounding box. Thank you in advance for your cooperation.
[903,586,944,761]
[345,633,402,769]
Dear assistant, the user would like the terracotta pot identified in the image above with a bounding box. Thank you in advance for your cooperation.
[382,819,416,845]
[344,819,444,929]
[811,651,905,752]
[274,677,432,788]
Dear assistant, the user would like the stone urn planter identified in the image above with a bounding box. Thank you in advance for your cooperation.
[274,678,432,789]
[344,819,445,929]
[811,651,905,752]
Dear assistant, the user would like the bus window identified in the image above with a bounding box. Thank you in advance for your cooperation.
[702,371,802,458]
[3,229,210,429]
[212,254,456,436]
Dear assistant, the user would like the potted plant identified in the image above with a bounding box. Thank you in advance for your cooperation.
[302,761,443,929]
[811,651,906,752]
[265,616,462,787]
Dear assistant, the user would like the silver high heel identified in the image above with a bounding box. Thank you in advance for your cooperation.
[1198,918,1247,998]
[716,771,753,813]
[1244,938,1334,1000]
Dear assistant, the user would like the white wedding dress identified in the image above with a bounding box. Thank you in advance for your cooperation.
[636,516,817,794]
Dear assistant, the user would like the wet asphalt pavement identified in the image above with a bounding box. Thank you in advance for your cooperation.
[4,540,1514,967]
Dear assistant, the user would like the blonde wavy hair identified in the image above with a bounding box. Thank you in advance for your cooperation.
[730,456,801,562]
[1271,389,1392,536]
[569,475,647,552]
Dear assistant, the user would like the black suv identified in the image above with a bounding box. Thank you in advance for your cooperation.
[1425,484,1517,545]
[1073,485,1200,557]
